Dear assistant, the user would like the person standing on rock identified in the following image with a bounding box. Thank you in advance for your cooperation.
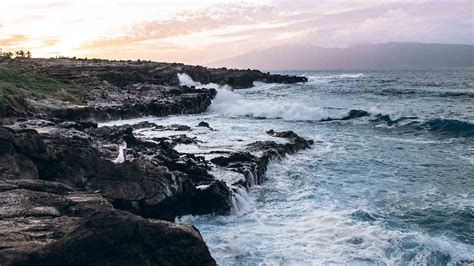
[113,137,127,163]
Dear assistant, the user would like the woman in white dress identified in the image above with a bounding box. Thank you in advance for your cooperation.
[113,137,127,164]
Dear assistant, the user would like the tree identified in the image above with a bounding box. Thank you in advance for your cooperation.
[26,51,31,58]
[4,52,13,58]
[19,50,25,57]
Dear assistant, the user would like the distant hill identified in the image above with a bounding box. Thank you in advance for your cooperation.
[208,42,474,70]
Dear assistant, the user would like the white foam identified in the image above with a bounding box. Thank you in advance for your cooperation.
[209,86,350,121]
[178,72,367,122]
[177,73,201,87]
[178,73,232,90]
[332,73,366,79]
[305,73,366,85]
[230,186,253,215]
[196,184,210,190]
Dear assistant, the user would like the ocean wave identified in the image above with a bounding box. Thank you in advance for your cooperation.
[210,94,375,122]
[371,115,474,138]
[209,87,474,137]
[439,91,474,98]
[209,87,353,121]
[375,88,474,98]
[423,118,474,137]
[194,73,473,138]
[408,81,444,87]
[304,73,366,85]
[178,73,232,90]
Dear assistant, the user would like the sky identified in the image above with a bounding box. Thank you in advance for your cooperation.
[1,0,473,64]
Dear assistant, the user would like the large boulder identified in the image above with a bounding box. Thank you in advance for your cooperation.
[0,127,45,180]
[3,210,215,266]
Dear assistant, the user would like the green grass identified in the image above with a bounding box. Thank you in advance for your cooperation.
[0,62,85,116]
[0,63,77,95]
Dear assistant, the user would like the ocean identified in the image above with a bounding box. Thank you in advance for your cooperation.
[104,70,474,265]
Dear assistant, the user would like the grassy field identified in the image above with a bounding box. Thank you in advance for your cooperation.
[0,60,83,116]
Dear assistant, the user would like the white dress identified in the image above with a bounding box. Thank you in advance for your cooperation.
[113,143,125,164]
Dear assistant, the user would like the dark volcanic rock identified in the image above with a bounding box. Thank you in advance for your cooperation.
[34,128,101,188]
[211,152,257,167]
[3,58,305,122]
[0,127,46,180]
[0,125,228,218]
[212,130,314,188]
[0,122,314,265]
[197,121,210,128]
[57,121,98,130]
[89,158,195,220]
[31,210,214,266]
[191,181,233,215]
[49,88,216,122]
[0,58,312,264]
[0,126,217,265]
[180,64,307,89]
[1,208,215,266]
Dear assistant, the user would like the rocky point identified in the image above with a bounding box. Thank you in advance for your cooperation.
[0,58,311,265]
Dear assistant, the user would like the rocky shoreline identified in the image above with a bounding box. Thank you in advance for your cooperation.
[1,58,306,122]
[0,59,311,265]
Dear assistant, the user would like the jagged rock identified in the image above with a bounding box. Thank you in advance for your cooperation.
[191,181,233,215]
[180,64,307,89]
[169,124,192,131]
[212,130,313,188]
[197,121,210,128]
[89,158,195,221]
[211,152,257,167]
[35,128,101,188]
[12,119,56,129]
[0,127,46,180]
[57,121,98,130]
[0,179,73,194]
[0,58,312,264]
[169,134,198,145]
[0,126,218,265]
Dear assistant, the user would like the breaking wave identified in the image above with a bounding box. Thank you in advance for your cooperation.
[178,73,232,90]
[181,73,473,138]
[305,73,366,84]
[209,88,366,121]
[210,87,474,137]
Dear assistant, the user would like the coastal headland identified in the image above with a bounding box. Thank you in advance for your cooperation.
[0,58,311,265]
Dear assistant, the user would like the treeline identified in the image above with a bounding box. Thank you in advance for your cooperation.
[0,50,32,59]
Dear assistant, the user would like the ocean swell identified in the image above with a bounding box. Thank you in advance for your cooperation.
[423,118,474,138]
[372,115,474,138]
[179,73,474,138]
[209,87,474,137]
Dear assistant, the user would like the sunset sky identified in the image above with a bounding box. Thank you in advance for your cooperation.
[1,0,472,64]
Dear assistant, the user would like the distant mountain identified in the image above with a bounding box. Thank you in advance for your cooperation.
[208,42,474,70]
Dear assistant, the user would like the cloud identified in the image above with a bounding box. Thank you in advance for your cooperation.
[31,1,73,9]
[0,34,29,47]
[78,3,279,51]
[2,0,472,63]
[42,38,60,47]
